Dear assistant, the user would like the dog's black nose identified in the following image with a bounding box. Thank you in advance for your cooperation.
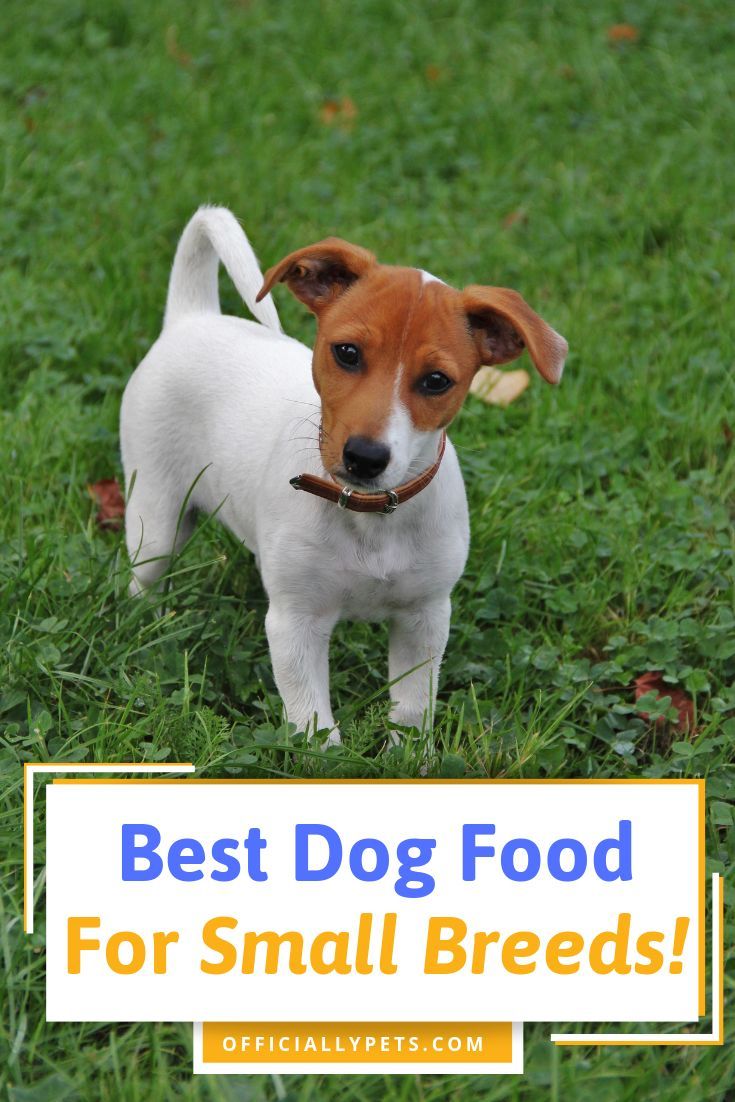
[343,436,391,480]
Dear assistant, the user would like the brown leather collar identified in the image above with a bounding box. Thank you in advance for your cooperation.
[289,432,447,514]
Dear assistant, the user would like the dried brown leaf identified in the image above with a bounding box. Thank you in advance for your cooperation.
[319,99,340,124]
[607,23,639,43]
[634,671,695,733]
[502,208,528,229]
[319,96,357,129]
[88,478,125,531]
[470,367,530,407]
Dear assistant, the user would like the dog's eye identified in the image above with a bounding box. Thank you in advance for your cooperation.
[332,343,362,371]
[417,370,454,395]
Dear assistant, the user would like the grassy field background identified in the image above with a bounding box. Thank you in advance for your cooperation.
[1,0,733,1098]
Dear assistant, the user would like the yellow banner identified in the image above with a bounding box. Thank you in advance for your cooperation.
[201,1021,513,1064]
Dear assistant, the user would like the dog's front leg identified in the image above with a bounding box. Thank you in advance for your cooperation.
[265,603,340,744]
[388,597,451,736]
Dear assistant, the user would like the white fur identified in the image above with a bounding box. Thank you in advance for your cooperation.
[380,399,439,489]
[121,208,470,745]
[418,268,445,285]
[375,362,438,488]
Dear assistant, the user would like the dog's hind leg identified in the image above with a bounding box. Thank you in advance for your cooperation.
[125,479,196,596]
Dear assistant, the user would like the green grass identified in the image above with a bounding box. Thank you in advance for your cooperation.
[1,0,734,1098]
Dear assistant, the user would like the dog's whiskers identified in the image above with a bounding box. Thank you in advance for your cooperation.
[282,398,322,410]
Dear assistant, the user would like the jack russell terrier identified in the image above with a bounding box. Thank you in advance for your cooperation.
[121,207,567,748]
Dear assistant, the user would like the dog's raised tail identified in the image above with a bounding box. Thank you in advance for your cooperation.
[163,206,282,332]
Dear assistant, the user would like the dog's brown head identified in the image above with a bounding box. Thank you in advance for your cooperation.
[257,239,567,488]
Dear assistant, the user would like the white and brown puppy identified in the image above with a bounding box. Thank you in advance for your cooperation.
[121,207,567,746]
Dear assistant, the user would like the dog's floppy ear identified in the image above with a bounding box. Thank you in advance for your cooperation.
[256,238,376,315]
[461,285,568,384]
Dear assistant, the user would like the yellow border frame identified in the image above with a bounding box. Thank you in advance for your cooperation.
[552,872,723,1046]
